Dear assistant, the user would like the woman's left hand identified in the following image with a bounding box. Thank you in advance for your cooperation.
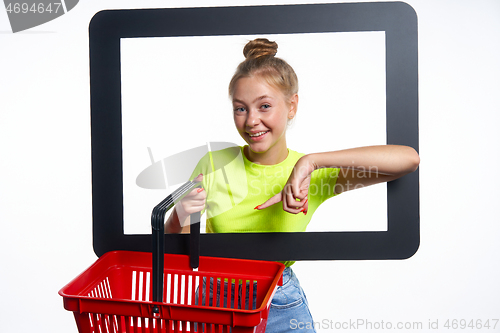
[256,155,315,215]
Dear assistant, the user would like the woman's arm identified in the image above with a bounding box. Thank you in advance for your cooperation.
[164,208,191,234]
[257,145,419,214]
[310,145,420,194]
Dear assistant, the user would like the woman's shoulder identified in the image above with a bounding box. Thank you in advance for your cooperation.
[288,148,305,159]
[282,148,305,167]
[191,145,245,177]
[210,145,244,162]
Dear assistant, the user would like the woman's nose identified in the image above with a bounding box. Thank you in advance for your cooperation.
[246,109,260,126]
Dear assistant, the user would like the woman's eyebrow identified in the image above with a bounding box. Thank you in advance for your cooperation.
[254,95,273,103]
[232,95,274,104]
[232,98,245,104]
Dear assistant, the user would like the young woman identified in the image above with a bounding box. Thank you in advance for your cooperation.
[166,38,420,332]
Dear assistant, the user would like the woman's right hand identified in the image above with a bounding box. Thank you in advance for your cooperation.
[175,174,206,227]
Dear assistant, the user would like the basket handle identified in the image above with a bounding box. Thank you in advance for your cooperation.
[189,211,201,269]
[151,180,201,303]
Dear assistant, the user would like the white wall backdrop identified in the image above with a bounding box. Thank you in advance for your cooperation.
[120,31,387,234]
[1,0,499,332]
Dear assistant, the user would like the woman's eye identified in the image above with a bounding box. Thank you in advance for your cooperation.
[234,107,246,113]
[261,104,271,110]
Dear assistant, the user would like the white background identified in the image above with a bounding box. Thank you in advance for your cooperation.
[1,1,499,332]
[120,31,387,234]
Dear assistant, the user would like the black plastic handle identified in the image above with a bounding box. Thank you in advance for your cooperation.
[189,211,201,269]
[151,180,201,303]
[152,220,164,303]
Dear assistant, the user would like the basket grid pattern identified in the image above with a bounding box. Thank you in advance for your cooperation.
[82,269,260,333]
[60,252,283,333]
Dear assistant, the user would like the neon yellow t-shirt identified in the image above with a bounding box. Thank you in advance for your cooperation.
[190,146,340,266]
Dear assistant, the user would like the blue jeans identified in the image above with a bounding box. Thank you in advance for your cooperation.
[195,268,315,333]
[198,277,257,310]
[194,277,258,332]
[266,267,317,333]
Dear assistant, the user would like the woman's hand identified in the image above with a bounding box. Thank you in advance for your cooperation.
[256,156,315,215]
[254,145,420,214]
[165,174,205,233]
[175,174,206,226]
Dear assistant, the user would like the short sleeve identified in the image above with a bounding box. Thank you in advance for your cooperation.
[188,153,211,183]
[309,167,340,203]
[187,146,248,220]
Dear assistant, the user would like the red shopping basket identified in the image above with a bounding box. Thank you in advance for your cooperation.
[59,251,284,333]
[59,181,285,333]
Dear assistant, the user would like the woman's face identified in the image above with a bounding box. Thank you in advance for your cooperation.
[232,75,297,164]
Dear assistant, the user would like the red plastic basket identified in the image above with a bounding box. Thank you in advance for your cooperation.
[59,251,284,333]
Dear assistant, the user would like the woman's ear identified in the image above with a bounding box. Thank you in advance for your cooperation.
[288,94,299,119]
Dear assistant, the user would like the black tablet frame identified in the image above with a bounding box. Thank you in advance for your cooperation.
[90,2,419,260]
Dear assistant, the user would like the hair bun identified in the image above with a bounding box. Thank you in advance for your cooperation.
[243,38,278,60]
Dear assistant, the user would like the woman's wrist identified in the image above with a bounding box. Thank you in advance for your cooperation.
[175,207,189,226]
[300,154,320,172]
[294,155,318,180]
[165,208,180,234]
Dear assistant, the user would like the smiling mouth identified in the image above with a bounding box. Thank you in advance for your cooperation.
[248,131,269,138]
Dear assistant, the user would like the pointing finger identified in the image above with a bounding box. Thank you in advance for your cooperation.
[255,192,282,210]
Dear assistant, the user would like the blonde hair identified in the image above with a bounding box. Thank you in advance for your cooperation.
[228,38,298,100]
